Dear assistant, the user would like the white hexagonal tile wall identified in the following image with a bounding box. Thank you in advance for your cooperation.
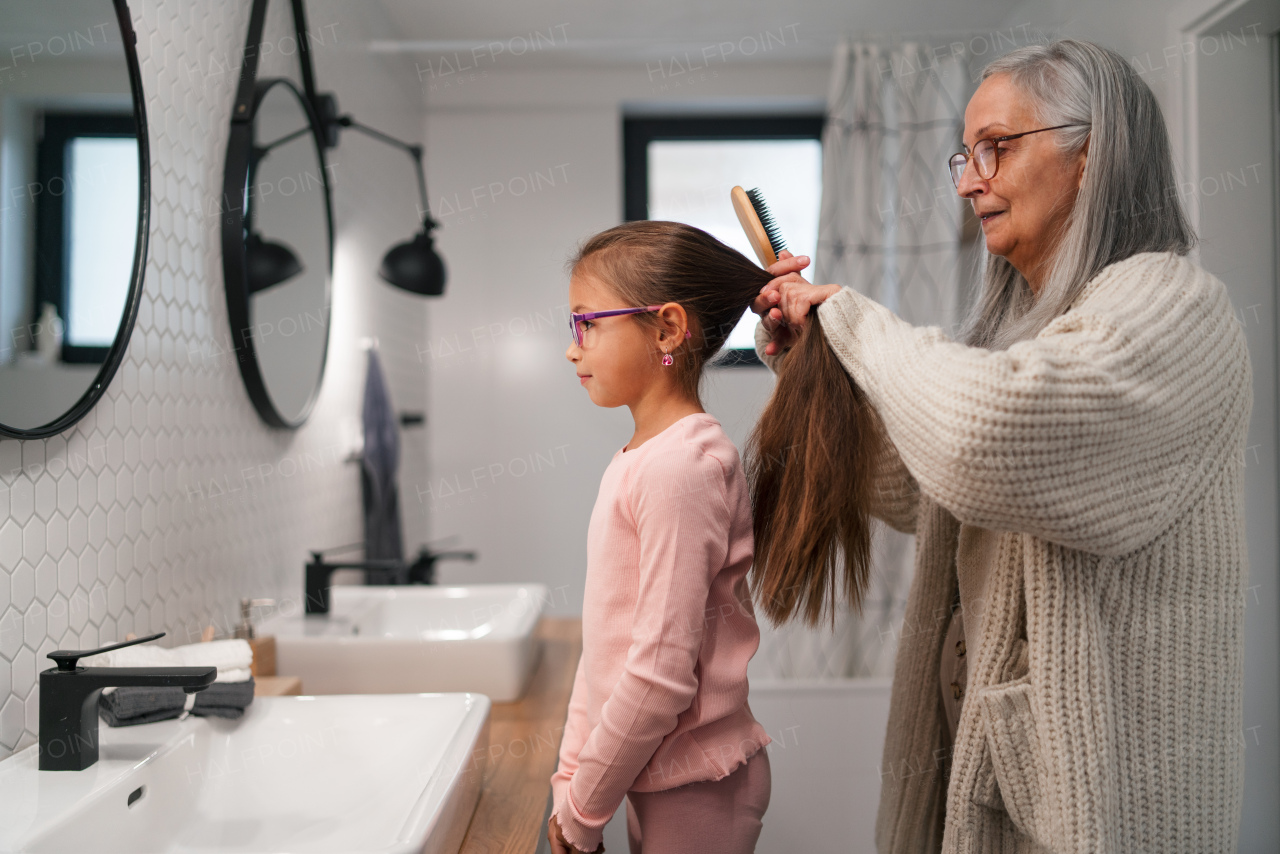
[69,591,89,635]
[0,0,426,759]
[9,564,33,612]
[8,480,33,527]
[23,520,47,567]
[0,610,21,660]
[22,604,46,649]
[47,596,69,642]
[32,555,55,605]
[0,521,18,571]
[33,478,56,522]
[0,696,25,751]
[10,647,34,699]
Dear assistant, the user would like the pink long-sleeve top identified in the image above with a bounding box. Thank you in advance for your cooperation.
[549,413,771,852]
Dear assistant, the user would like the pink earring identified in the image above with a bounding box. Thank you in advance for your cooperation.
[661,331,690,366]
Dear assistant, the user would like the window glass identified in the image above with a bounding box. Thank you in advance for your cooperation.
[647,139,822,350]
[66,136,139,347]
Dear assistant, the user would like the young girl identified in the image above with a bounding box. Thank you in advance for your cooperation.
[548,222,775,854]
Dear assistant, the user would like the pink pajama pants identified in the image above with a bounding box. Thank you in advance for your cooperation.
[625,748,771,854]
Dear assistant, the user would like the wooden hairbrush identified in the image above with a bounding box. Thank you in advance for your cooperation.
[731,185,787,268]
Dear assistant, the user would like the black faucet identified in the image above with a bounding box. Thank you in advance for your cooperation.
[404,547,478,585]
[304,546,478,614]
[39,632,216,771]
[304,554,401,615]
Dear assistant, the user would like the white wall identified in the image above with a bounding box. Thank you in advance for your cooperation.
[1185,6,1279,851]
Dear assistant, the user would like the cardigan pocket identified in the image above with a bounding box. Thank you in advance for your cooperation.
[972,675,1045,840]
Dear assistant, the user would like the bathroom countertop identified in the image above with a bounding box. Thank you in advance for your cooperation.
[457,616,582,854]
[253,675,302,696]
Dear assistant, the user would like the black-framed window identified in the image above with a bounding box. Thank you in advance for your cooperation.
[35,112,139,364]
[623,115,824,367]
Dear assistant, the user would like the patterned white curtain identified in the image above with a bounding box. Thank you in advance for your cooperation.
[751,40,974,680]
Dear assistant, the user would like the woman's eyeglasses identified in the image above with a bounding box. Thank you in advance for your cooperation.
[569,306,663,347]
[948,123,1088,187]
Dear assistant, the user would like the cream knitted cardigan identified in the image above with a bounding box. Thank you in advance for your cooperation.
[755,252,1251,853]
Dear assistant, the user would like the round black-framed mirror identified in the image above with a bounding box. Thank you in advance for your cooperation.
[0,0,150,440]
[221,76,334,428]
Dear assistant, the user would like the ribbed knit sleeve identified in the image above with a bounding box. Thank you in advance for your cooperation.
[549,657,590,815]
[814,252,1246,556]
[752,319,786,374]
[556,444,733,851]
[866,438,920,535]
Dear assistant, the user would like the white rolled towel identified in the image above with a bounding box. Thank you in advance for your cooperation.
[82,638,253,683]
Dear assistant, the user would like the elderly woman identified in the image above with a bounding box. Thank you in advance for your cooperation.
[750,40,1251,853]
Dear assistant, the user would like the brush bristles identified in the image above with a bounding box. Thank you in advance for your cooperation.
[746,188,787,257]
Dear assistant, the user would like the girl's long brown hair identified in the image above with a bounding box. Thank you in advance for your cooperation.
[572,220,884,627]
[746,311,885,627]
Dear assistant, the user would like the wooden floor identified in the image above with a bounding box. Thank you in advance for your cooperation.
[457,617,582,854]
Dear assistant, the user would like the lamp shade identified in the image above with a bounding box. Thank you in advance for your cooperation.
[379,223,447,296]
[246,231,303,293]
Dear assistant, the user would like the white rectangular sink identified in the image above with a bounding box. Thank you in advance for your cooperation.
[261,584,546,702]
[0,692,490,854]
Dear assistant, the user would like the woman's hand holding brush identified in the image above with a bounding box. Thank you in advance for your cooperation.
[752,250,842,356]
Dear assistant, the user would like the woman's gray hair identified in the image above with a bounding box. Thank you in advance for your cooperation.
[960,39,1195,350]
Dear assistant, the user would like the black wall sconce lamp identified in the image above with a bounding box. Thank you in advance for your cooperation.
[230,0,446,300]
[314,97,447,296]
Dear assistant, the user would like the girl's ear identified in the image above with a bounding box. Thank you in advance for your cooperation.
[655,302,689,344]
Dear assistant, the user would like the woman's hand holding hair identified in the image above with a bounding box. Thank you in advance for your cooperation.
[752,250,842,356]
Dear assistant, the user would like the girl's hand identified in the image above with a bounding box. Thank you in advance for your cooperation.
[752,251,841,356]
[547,814,602,854]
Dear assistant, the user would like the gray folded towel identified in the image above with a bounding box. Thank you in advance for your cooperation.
[99,679,255,727]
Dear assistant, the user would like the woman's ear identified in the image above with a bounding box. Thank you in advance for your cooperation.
[1076,135,1090,188]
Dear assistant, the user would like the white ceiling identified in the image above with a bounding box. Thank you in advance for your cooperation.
[371,0,1026,65]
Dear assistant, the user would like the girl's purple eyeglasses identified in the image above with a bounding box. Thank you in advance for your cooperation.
[569,305,662,347]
